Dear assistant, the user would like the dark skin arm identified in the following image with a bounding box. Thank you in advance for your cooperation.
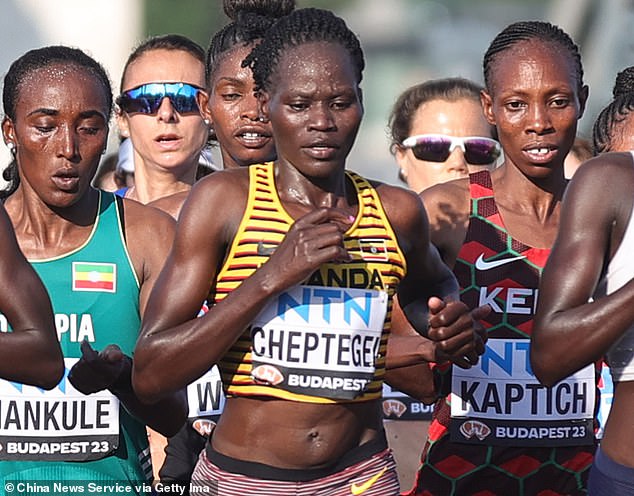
[385,296,488,403]
[532,153,634,386]
[0,204,63,389]
[377,184,486,400]
[384,178,486,399]
[133,169,354,403]
[69,200,187,436]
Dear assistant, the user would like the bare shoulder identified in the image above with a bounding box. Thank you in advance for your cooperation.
[573,152,634,187]
[372,181,424,219]
[179,167,250,229]
[567,152,634,223]
[147,191,190,220]
[122,198,175,243]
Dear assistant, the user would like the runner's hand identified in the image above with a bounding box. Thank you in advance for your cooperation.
[427,297,490,369]
[260,208,354,292]
[68,339,131,394]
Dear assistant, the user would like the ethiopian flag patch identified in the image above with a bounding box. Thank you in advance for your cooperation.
[72,262,116,292]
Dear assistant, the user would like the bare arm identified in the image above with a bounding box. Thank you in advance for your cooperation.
[133,171,354,403]
[384,296,438,403]
[0,204,63,388]
[378,184,485,370]
[532,153,634,386]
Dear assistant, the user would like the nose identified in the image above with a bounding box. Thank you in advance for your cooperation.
[308,103,336,131]
[445,148,469,174]
[58,124,80,162]
[157,97,178,122]
[242,92,260,121]
[526,103,554,135]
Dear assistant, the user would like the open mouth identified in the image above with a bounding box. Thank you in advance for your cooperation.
[236,131,271,148]
[523,145,556,162]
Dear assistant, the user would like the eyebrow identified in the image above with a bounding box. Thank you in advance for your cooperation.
[26,108,107,120]
[216,77,246,86]
[27,108,58,117]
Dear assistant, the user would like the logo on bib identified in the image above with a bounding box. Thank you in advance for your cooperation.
[382,399,407,418]
[192,419,216,438]
[459,420,491,441]
[251,364,284,385]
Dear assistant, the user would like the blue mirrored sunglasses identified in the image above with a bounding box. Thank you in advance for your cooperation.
[116,82,203,115]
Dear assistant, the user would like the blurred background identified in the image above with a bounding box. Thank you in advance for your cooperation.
[1,0,632,186]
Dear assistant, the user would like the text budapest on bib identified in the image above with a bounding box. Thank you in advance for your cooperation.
[450,338,595,447]
[250,285,387,400]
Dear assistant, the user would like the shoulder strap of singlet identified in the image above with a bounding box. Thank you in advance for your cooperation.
[345,170,407,273]
[468,170,494,200]
[115,193,126,243]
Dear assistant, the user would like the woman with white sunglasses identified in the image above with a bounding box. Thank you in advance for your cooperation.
[385,77,500,489]
[388,77,499,194]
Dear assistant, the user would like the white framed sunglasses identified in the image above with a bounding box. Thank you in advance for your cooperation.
[402,134,501,165]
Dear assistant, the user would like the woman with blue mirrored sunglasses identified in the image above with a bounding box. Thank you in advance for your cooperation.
[115,35,213,216]
[114,34,214,478]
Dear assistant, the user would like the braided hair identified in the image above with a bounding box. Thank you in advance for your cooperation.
[206,0,295,84]
[2,46,112,199]
[593,67,634,154]
[243,8,365,93]
[483,21,584,94]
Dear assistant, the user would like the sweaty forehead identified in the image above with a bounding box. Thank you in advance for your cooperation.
[19,63,96,92]
[271,42,357,90]
[487,39,577,93]
[15,64,108,115]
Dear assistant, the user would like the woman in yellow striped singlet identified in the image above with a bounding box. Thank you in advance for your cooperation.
[133,8,486,495]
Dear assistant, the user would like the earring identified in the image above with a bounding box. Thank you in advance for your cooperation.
[6,142,16,155]
[203,119,210,125]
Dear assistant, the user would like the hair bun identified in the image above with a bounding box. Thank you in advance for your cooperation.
[613,66,634,98]
[223,0,295,21]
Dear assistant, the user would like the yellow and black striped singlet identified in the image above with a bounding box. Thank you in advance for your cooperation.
[212,162,406,403]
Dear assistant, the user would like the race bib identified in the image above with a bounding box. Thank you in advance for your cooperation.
[0,358,119,461]
[186,366,225,420]
[450,338,595,446]
[250,285,387,399]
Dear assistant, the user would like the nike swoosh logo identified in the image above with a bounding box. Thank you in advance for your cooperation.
[474,253,526,271]
[256,241,277,256]
[350,466,387,495]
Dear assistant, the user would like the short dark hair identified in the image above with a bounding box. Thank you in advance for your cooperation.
[3,45,112,121]
[243,8,365,93]
[483,20,584,94]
